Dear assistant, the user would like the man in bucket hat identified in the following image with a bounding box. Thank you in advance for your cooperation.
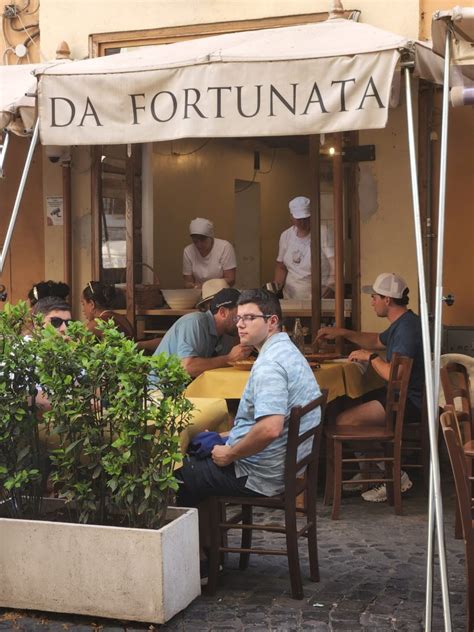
[316,272,424,503]
[154,287,251,378]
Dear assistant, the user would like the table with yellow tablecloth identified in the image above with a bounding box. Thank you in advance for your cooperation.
[185,361,384,403]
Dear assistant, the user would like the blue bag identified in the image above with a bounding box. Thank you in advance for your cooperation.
[187,431,227,459]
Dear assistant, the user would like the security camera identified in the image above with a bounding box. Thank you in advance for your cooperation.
[45,145,71,164]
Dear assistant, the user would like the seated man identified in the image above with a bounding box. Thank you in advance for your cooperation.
[154,287,251,378]
[316,272,424,502]
[175,287,322,516]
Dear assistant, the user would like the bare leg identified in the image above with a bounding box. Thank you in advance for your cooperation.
[334,400,386,469]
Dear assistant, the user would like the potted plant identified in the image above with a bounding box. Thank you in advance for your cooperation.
[0,303,200,624]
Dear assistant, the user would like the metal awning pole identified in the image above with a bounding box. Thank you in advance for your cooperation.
[427,28,452,632]
[404,67,452,632]
[0,119,40,274]
[0,130,10,178]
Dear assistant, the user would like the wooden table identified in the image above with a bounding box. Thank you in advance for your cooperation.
[185,360,383,403]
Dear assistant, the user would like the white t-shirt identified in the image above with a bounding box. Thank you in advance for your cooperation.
[277,226,331,299]
[183,238,237,285]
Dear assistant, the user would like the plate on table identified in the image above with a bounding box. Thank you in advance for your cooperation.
[230,359,256,371]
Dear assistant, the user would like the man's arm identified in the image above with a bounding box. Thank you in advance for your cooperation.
[211,414,285,466]
[347,349,391,381]
[182,343,252,378]
[223,268,236,287]
[316,327,384,350]
[273,261,288,288]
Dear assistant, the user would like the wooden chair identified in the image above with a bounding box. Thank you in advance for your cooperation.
[441,362,473,443]
[326,353,413,520]
[440,409,474,632]
[401,393,430,489]
[206,390,328,600]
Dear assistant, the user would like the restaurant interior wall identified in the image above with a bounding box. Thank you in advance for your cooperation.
[152,139,313,289]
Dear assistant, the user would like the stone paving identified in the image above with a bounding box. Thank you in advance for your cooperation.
[0,477,467,631]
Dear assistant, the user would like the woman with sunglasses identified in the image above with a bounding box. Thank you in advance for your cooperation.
[32,297,72,336]
[81,281,135,340]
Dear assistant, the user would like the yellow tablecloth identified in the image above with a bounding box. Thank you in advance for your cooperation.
[185,362,384,403]
[341,362,384,399]
[185,363,348,402]
[180,396,229,452]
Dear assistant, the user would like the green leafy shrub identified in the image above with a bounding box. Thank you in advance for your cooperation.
[0,302,46,518]
[0,303,193,529]
[36,319,193,529]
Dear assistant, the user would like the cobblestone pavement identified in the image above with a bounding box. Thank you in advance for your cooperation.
[0,479,467,631]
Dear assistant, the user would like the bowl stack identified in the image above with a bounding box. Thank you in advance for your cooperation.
[161,288,201,309]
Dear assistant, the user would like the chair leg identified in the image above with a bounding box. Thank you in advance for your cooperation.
[331,439,342,520]
[207,497,222,595]
[285,503,303,599]
[454,503,463,540]
[239,505,252,570]
[324,433,334,505]
[306,474,320,582]
[393,446,402,515]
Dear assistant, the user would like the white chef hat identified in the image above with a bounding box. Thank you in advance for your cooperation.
[189,217,214,237]
[289,196,311,219]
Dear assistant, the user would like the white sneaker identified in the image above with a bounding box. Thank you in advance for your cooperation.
[342,472,365,492]
[361,471,413,503]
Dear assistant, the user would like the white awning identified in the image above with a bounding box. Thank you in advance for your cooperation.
[0,64,39,136]
[0,60,71,136]
[35,18,412,146]
[432,6,474,79]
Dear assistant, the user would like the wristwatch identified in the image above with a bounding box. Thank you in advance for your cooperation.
[368,352,378,363]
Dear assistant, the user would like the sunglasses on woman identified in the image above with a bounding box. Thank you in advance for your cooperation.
[49,317,72,329]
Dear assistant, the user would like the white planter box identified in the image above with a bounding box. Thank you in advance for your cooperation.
[0,503,201,624]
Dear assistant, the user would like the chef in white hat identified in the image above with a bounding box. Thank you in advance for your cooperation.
[183,217,237,289]
[273,196,333,299]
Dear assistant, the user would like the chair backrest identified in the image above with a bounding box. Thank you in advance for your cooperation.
[440,409,472,540]
[284,389,328,498]
[441,362,473,424]
[385,353,413,439]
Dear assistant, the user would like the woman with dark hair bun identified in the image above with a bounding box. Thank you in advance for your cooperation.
[81,281,135,340]
[28,280,70,307]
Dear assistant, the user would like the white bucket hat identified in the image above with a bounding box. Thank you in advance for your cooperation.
[289,196,311,219]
